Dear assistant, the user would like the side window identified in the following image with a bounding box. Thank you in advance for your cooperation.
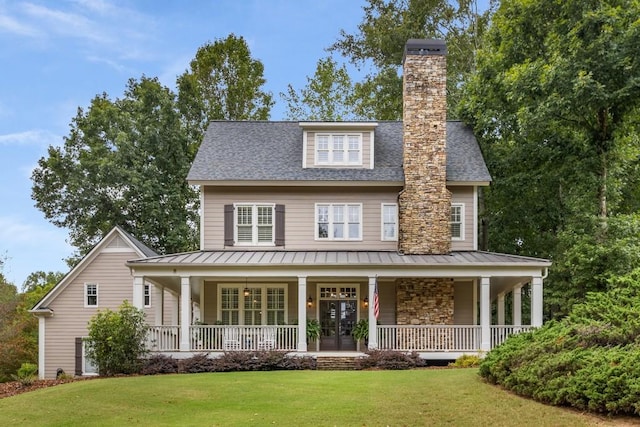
[144,284,151,307]
[315,203,362,240]
[381,203,398,241]
[451,204,465,240]
[85,283,98,307]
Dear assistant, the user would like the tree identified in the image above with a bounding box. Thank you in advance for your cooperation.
[458,0,640,316]
[85,301,149,376]
[281,56,358,121]
[177,34,274,142]
[330,0,496,119]
[32,76,198,259]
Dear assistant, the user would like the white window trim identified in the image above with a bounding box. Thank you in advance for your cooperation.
[314,133,363,166]
[84,283,98,308]
[82,338,99,376]
[144,284,151,308]
[217,284,288,325]
[451,203,465,241]
[381,203,398,241]
[233,203,276,246]
[315,203,363,241]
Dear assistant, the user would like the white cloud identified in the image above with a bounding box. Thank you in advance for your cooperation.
[0,11,41,36]
[0,129,61,147]
[0,216,65,246]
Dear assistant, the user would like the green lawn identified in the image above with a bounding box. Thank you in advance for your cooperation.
[0,369,627,426]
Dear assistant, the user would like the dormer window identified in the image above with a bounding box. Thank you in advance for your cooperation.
[316,133,362,166]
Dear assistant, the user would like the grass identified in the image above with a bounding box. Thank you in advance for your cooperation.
[0,369,629,426]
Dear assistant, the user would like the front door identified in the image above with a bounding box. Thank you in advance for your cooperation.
[319,299,357,351]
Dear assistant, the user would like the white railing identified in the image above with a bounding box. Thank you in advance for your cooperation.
[147,325,180,351]
[189,325,298,352]
[490,325,533,348]
[377,325,481,352]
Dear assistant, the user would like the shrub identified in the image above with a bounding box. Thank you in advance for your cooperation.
[449,354,481,368]
[85,301,149,376]
[179,353,217,373]
[480,269,640,415]
[356,350,425,370]
[141,354,180,375]
[12,362,38,386]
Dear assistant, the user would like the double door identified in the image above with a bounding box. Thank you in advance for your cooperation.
[319,299,357,351]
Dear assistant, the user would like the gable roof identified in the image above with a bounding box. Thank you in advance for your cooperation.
[187,121,491,184]
[30,226,157,314]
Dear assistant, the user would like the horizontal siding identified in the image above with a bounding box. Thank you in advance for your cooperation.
[454,280,475,325]
[450,186,475,251]
[203,186,401,251]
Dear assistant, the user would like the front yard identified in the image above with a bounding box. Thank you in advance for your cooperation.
[0,369,634,426]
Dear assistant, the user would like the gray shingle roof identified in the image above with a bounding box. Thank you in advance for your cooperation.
[116,226,158,258]
[187,121,491,183]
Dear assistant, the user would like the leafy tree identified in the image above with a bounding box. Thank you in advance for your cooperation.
[32,76,198,259]
[458,0,640,316]
[177,34,274,141]
[330,0,496,119]
[281,56,359,121]
[86,301,149,376]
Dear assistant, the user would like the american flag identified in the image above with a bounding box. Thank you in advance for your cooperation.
[373,279,379,320]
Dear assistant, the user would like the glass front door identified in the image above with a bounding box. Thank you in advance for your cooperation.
[319,299,357,351]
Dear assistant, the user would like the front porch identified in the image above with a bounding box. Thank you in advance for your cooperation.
[145,324,534,357]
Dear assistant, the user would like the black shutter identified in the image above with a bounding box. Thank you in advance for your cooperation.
[275,204,285,246]
[75,337,83,376]
[224,204,234,246]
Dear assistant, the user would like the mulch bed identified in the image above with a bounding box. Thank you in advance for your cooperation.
[0,378,94,399]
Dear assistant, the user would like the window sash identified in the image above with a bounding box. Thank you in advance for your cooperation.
[220,286,286,325]
[85,283,98,307]
[143,284,151,307]
[316,204,362,240]
[381,203,398,241]
[451,204,464,240]
[315,134,362,165]
[235,204,274,245]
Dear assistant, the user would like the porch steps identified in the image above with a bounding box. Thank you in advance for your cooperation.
[316,356,360,370]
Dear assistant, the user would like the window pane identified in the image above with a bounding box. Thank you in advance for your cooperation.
[384,223,396,239]
[237,226,252,242]
[257,206,272,225]
[317,151,329,162]
[257,226,273,242]
[348,223,360,239]
[237,206,252,225]
[333,150,344,162]
[348,205,359,222]
[451,223,462,238]
[333,223,344,238]
[333,205,344,222]
[317,135,329,149]
[332,135,344,150]
[318,223,328,238]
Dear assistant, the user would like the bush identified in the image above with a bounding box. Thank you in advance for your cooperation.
[449,354,481,368]
[12,362,38,386]
[141,354,180,375]
[480,269,640,415]
[356,350,425,370]
[85,301,149,376]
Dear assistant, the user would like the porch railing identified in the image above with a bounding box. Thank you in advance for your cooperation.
[146,325,180,351]
[377,325,481,352]
[190,325,298,352]
[490,325,533,348]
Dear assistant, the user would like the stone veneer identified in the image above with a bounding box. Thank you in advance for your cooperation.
[396,278,454,325]
[398,39,452,255]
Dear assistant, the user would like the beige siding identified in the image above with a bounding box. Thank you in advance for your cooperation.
[202,186,401,250]
[43,251,136,379]
[378,279,397,325]
[305,130,372,169]
[450,186,475,251]
[453,280,475,325]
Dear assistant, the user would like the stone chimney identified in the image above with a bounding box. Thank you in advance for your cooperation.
[398,39,451,255]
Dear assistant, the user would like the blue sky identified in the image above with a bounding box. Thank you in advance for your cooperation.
[0,0,368,287]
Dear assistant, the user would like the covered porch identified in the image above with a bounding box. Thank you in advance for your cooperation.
[127,250,550,358]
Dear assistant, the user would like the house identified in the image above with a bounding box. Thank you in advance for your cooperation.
[31,39,550,379]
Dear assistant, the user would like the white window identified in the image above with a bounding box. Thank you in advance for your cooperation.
[235,204,274,245]
[83,339,98,376]
[219,285,286,325]
[316,204,362,240]
[381,203,398,241]
[451,204,465,240]
[85,283,98,307]
[144,284,151,307]
[315,133,362,166]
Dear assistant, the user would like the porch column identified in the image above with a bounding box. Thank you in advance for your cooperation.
[154,285,164,325]
[38,316,46,379]
[180,276,191,351]
[531,276,543,327]
[297,276,307,352]
[497,292,505,325]
[171,293,179,326]
[367,276,378,350]
[480,276,491,351]
[132,276,144,309]
[512,285,522,326]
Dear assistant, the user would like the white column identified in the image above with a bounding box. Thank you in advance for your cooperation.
[154,285,164,325]
[180,276,191,351]
[480,277,491,351]
[132,276,144,309]
[531,276,543,327]
[38,316,46,379]
[199,281,205,323]
[497,292,505,325]
[512,285,522,326]
[297,276,308,352]
[367,276,378,350]
[171,293,179,326]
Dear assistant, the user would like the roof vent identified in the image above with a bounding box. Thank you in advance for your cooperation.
[404,39,447,60]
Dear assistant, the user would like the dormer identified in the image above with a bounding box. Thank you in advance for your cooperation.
[300,122,378,169]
